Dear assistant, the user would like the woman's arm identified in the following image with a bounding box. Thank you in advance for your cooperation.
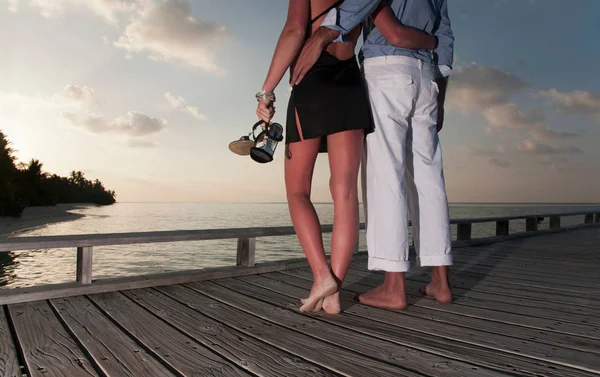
[371,4,436,50]
[257,0,309,122]
[261,0,310,92]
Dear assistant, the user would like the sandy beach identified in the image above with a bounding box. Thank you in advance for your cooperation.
[0,204,89,237]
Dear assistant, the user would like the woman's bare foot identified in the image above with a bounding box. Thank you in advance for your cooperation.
[299,275,338,312]
[322,292,341,314]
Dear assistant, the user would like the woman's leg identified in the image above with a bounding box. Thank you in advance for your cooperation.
[286,112,336,312]
[322,129,364,314]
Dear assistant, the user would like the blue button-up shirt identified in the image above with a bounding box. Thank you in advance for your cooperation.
[321,0,454,76]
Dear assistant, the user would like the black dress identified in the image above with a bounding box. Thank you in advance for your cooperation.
[285,1,374,153]
[286,51,374,153]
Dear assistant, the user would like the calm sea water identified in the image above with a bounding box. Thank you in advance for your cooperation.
[1,202,598,288]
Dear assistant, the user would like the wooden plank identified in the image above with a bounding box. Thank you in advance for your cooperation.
[454,243,600,266]
[121,287,336,377]
[276,270,600,340]
[495,220,509,236]
[526,217,538,232]
[88,292,251,377]
[0,257,310,305]
[236,237,255,267]
[251,272,600,354]
[7,301,99,377]
[76,246,93,284]
[156,284,420,376]
[240,274,600,377]
[351,258,600,296]
[343,268,600,325]
[188,280,506,377]
[51,295,177,377]
[429,260,600,291]
[448,254,600,284]
[405,267,600,309]
[456,223,472,241]
[0,307,21,377]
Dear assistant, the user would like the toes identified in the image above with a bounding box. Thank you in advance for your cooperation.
[313,298,324,312]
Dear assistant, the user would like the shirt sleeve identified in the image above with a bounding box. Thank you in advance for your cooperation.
[320,0,382,43]
[434,0,454,68]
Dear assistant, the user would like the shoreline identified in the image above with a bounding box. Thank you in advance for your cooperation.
[0,204,90,238]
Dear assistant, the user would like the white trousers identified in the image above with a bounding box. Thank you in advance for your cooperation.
[361,56,452,272]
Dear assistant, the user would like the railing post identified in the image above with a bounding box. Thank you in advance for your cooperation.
[595,213,600,224]
[76,246,93,284]
[549,216,561,229]
[526,217,538,232]
[496,220,509,236]
[457,223,472,241]
[236,237,256,267]
[584,214,594,224]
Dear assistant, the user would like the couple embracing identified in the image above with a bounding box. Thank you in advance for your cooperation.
[255,0,454,313]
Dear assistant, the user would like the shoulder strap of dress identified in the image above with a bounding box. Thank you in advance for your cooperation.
[309,0,344,25]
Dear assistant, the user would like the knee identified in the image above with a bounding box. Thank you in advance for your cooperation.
[329,176,357,203]
[286,189,310,203]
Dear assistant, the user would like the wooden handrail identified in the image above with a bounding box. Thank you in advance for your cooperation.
[0,210,597,300]
[0,210,598,251]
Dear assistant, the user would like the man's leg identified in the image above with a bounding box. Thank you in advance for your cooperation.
[357,57,419,310]
[409,70,453,304]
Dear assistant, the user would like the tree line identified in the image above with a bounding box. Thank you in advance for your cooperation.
[0,130,116,217]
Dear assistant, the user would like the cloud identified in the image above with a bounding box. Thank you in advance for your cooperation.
[489,158,512,168]
[458,145,512,169]
[4,0,18,12]
[128,139,159,148]
[517,139,582,155]
[8,0,134,25]
[57,85,103,106]
[165,92,208,120]
[114,0,231,73]
[483,103,575,141]
[63,111,167,137]
[539,89,600,123]
[447,64,527,113]
[0,85,101,112]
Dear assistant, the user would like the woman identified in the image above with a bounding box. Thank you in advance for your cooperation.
[256,0,436,314]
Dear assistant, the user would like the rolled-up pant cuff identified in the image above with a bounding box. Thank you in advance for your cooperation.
[419,255,453,267]
[368,257,410,272]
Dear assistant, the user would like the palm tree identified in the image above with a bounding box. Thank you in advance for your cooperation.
[0,130,25,216]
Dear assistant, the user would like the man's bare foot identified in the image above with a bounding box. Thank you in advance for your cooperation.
[357,284,407,310]
[299,275,337,312]
[322,292,341,314]
[419,267,452,304]
[419,282,452,304]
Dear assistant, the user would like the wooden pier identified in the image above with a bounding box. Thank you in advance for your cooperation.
[0,211,599,376]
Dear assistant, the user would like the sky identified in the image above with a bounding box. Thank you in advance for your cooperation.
[0,0,599,203]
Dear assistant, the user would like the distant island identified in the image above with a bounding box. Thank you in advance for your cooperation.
[0,130,116,217]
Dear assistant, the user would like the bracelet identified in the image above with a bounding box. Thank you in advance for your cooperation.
[256,90,276,103]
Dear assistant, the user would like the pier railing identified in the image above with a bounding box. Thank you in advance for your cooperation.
[0,210,598,304]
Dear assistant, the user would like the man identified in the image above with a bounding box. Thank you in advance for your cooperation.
[292,0,454,309]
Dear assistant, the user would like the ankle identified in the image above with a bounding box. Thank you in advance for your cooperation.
[313,266,333,282]
[383,272,405,293]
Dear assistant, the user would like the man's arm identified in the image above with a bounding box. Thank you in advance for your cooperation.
[290,0,382,84]
[433,0,454,132]
[322,0,383,42]
[434,0,454,76]
[372,4,436,50]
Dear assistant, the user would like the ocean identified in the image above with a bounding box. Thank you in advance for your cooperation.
[1,202,599,288]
